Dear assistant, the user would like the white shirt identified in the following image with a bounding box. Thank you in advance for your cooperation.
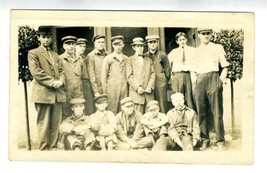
[168,45,196,72]
[195,42,229,74]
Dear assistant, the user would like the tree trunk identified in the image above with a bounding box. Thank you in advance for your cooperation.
[230,79,236,138]
[23,81,31,150]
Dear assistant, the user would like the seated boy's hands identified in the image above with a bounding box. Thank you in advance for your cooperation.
[98,125,115,136]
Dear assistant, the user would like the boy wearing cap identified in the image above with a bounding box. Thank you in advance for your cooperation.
[137,100,169,150]
[193,28,229,151]
[126,37,155,113]
[76,38,95,116]
[144,35,171,113]
[166,93,200,151]
[115,97,144,150]
[28,26,66,150]
[101,35,128,114]
[59,36,87,118]
[85,35,107,98]
[89,94,117,150]
[58,98,95,150]
[168,32,196,110]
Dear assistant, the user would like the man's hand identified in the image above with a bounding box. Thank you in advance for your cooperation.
[144,87,152,94]
[52,80,63,89]
[137,86,144,94]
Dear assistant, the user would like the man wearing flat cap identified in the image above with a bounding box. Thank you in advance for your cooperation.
[58,98,95,150]
[85,35,108,99]
[137,100,169,150]
[144,35,171,114]
[115,97,145,150]
[101,35,128,114]
[88,94,118,150]
[75,38,95,116]
[126,37,155,113]
[168,32,196,110]
[193,28,229,151]
[59,35,87,119]
[28,26,66,150]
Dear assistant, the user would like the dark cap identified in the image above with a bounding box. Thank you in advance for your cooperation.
[120,97,133,106]
[62,35,77,43]
[111,35,124,44]
[70,98,85,105]
[38,26,52,35]
[76,38,88,45]
[145,35,159,42]
[175,32,187,40]
[146,100,159,109]
[131,37,145,46]
[197,28,213,33]
[94,94,108,103]
[92,35,105,42]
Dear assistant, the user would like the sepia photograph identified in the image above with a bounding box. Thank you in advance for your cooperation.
[9,10,254,164]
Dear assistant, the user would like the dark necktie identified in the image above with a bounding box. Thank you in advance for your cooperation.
[182,48,185,65]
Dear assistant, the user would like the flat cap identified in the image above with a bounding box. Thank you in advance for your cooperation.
[38,26,52,35]
[197,28,213,33]
[92,35,105,42]
[94,94,108,103]
[146,100,159,109]
[145,35,159,41]
[175,32,187,40]
[131,37,145,46]
[61,35,77,43]
[70,98,85,105]
[120,97,133,106]
[76,38,88,45]
[111,35,124,44]
[170,92,184,100]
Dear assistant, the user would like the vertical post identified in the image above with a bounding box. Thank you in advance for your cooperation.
[231,79,236,138]
[23,81,31,150]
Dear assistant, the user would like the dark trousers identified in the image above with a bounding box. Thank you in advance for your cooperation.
[193,72,225,142]
[82,79,95,116]
[155,83,168,113]
[35,102,62,150]
[172,72,195,110]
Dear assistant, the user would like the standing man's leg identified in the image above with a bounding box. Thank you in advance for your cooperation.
[49,102,62,150]
[35,103,51,150]
[155,84,168,113]
[184,73,195,110]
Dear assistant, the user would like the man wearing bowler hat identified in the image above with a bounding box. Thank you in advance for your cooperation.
[193,28,229,151]
[75,38,95,116]
[59,36,87,119]
[101,35,128,114]
[85,35,107,98]
[144,35,171,113]
[28,26,66,150]
[126,37,155,113]
[115,97,144,150]
[58,98,95,150]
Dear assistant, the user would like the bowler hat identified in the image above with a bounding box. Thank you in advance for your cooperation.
[146,100,159,109]
[61,35,77,43]
[76,38,88,45]
[120,97,133,106]
[197,28,212,33]
[111,35,124,44]
[70,98,85,105]
[131,37,145,46]
[145,35,159,42]
[94,94,108,103]
[92,35,105,42]
[38,26,52,35]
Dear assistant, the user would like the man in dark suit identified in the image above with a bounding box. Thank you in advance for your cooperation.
[28,26,66,150]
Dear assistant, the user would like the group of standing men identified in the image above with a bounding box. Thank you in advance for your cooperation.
[27,25,229,151]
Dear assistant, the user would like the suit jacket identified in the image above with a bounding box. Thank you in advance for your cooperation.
[126,54,155,104]
[28,46,66,104]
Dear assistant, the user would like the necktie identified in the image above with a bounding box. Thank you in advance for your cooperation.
[182,48,185,65]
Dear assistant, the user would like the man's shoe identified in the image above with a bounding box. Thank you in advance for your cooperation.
[200,139,210,151]
[216,142,226,151]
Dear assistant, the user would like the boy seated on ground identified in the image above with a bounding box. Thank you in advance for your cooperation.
[58,98,95,150]
[89,94,118,150]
